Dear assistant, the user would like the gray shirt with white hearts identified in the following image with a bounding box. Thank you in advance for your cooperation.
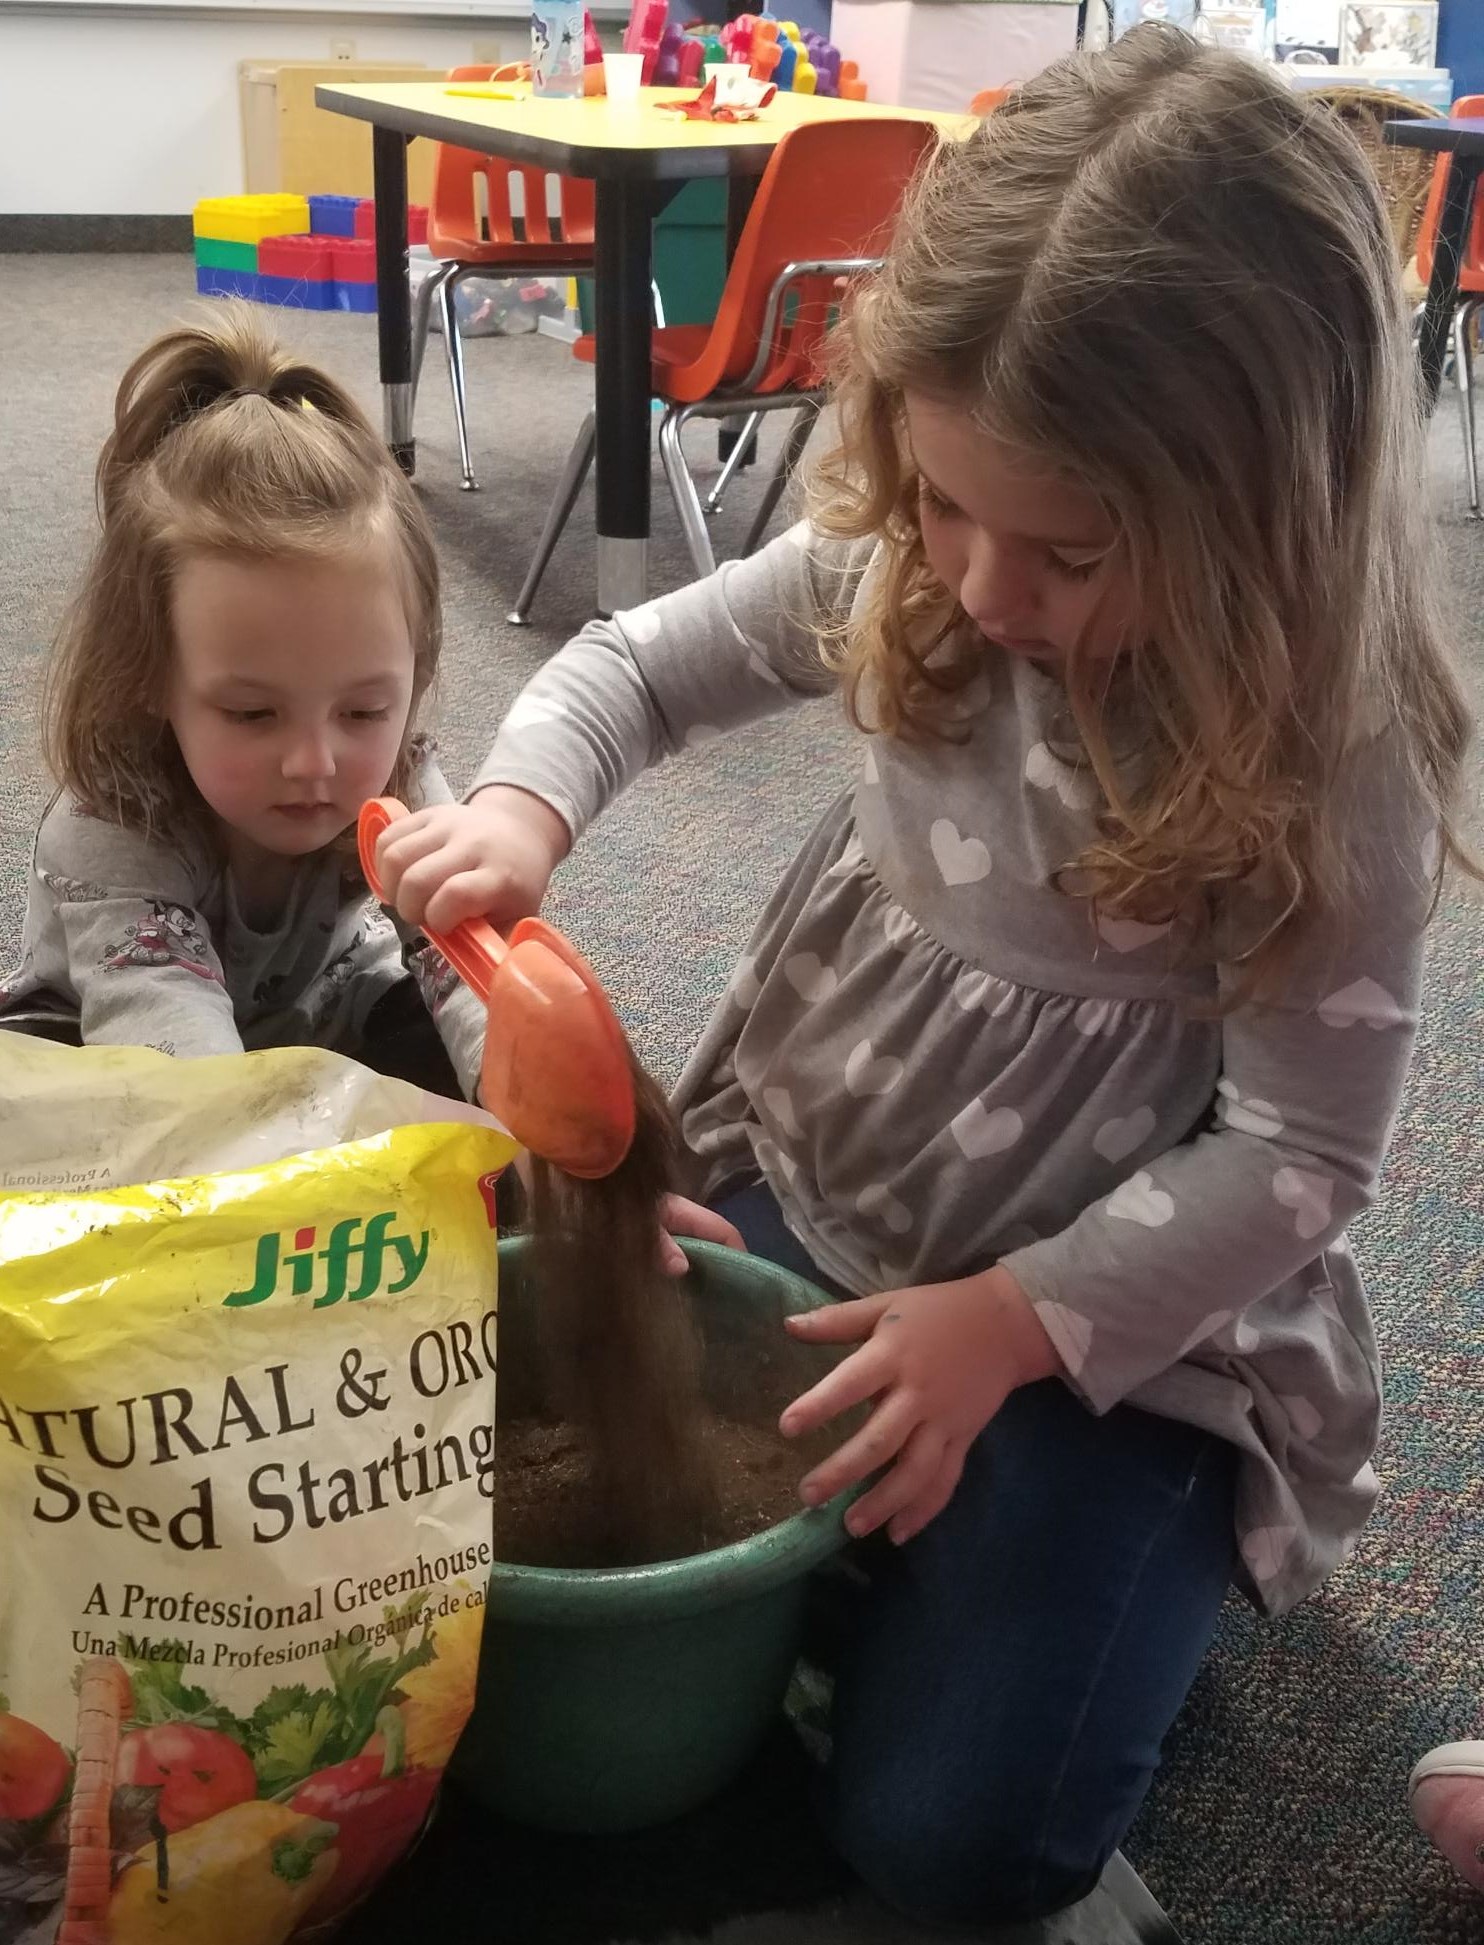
[473,525,1434,1615]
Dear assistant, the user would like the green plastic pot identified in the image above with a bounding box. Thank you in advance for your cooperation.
[451,1238,852,1833]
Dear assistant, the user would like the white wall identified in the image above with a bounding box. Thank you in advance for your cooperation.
[0,11,531,215]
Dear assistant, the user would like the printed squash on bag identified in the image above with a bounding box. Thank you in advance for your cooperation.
[0,1099,515,1943]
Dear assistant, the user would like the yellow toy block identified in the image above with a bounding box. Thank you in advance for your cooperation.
[192,194,311,245]
[794,55,818,91]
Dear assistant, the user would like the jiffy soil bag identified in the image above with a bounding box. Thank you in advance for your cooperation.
[0,1038,517,1943]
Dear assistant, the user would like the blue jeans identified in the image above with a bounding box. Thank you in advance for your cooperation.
[712,1181,1237,1927]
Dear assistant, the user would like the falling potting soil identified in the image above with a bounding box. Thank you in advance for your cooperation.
[498,1056,823,1570]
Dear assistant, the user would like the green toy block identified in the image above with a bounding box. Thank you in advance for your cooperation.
[194,238,259,272]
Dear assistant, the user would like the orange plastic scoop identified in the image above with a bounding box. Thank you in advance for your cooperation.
[359,797,636,1178]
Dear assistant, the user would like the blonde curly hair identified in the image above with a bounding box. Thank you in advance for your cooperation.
[812,25,1476,990]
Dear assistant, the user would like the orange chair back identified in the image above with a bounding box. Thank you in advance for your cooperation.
[970,85,1014,115]
[1415,94,1484,293]
[428,65,596,262]
[668,117,939,403]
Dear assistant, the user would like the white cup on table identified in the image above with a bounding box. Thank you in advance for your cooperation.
[604,52,644,106]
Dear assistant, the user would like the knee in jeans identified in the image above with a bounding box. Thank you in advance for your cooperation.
[832,1778,1101,1927]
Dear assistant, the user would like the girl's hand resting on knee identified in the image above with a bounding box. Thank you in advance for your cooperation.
[373,785,572,935]
[781,1267,1062,1545]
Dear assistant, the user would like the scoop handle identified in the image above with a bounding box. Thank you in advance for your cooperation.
[357,797,505,1008]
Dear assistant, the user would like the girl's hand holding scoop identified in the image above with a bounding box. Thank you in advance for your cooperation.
[373,785,571,936]
[781,1266,1062,1546]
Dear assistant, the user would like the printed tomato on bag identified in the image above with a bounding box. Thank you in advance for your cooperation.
[0,1041,516,1943]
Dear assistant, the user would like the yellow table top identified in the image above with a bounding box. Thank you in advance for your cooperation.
[316,79,972,179]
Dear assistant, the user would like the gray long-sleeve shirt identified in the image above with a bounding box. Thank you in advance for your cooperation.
[472,524,1435,1614]
[0,757,486,1095]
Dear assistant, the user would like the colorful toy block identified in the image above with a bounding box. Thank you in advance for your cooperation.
[308,193,361,237]
[195,264,260,300]
[803,30,841,94]
[192,194,310,246]
[352,200,429,245]
[192,190,433,319]
[193,238,258,273]
[259,234,334,279]
[708,13,855,95]
[623,0,668,82]
[257,234,337,310]
[331,239,378,313]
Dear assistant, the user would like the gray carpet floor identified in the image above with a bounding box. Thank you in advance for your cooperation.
[1,256,1482,1945]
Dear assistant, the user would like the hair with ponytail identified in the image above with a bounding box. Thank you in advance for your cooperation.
[46,304,440,845]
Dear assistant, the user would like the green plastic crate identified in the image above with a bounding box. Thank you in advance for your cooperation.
[577,178,728,335]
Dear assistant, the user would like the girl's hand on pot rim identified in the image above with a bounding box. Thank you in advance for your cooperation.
[780,1265,1062,1545]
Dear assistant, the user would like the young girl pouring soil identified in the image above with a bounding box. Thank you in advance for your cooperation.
[376,27,1477,1928]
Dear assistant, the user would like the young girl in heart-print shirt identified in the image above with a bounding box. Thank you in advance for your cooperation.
[372,26,1478,1927]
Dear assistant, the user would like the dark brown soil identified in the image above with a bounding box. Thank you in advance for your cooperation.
[507,1051,855,1572]
[521,1058,726,1566]
[490,1410,810,1569]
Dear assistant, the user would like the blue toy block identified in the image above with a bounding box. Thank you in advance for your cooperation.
[256,273,338,311]
[195,264,261,301]
[308,194,362,238]
[334,282,378,314]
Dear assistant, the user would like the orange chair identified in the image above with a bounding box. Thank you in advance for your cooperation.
[510,116,938,620]
[413,65,597,491]
[699,85,1007,527]
[1415,93,1484,517]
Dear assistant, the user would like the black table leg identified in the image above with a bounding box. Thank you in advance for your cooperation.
[372,126,414,475]
[593,176,657,615]
[1418,153,1482,411]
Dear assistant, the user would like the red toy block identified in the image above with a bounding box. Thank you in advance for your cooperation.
[351,199,429,244]
[751,32,783,83]
[259,233,333,279]
[623,0,668,82]
[331,238,378,284]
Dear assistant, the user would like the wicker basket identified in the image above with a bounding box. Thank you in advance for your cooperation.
[1303,84,1444,274]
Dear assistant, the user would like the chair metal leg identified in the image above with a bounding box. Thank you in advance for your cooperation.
[410,261,455,417]
[1456,300,1481,519]
[703,410,763,517]
[438,273,478,492]
[742,401,821,557]
[508,411,597,626]
[659,410,717,580]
